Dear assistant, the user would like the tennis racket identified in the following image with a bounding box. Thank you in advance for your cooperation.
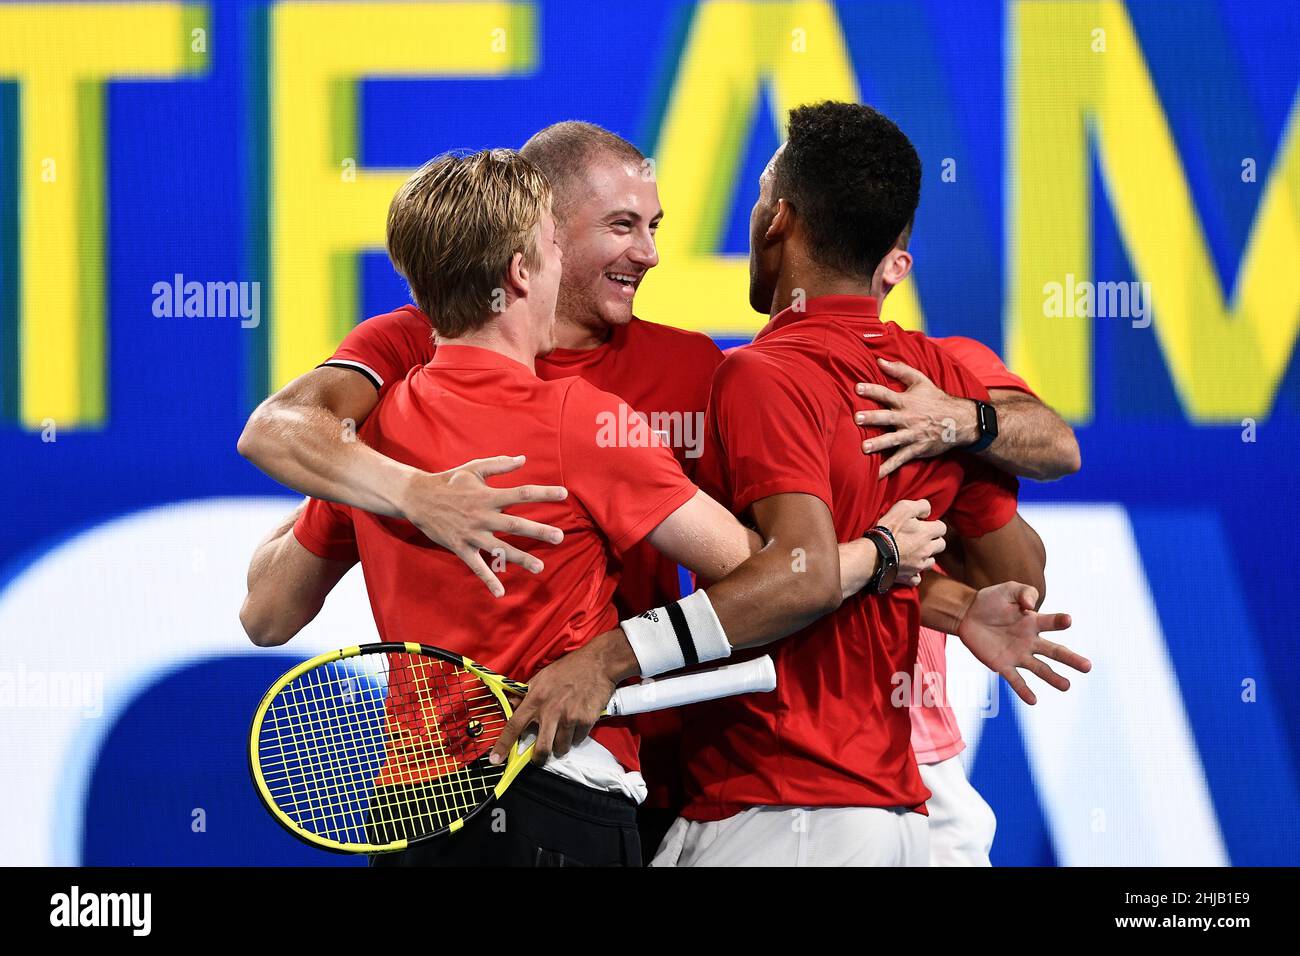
[249,641,776,853]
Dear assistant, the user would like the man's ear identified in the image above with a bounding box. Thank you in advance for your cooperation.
[505,251,529,298]
[877,246,914,291]
[766,197,793,242]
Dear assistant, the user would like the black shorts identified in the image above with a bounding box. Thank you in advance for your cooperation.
[367,765,641,867]
[636,806,679,862]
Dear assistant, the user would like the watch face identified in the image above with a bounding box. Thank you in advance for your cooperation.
[981,401,999,437]
[878,563,899,592]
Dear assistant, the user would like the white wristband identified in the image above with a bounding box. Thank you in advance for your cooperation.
[621,589,732,678]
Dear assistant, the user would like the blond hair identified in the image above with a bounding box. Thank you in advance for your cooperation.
[387,149,553,338]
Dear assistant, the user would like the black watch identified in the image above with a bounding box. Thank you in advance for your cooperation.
[966,400,999,453]
[864,526,899,595]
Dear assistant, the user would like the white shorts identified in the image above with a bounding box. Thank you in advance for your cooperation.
[650,805,929,867]
[919,755,996,866]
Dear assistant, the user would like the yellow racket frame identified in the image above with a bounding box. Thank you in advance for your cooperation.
[248,642,533,854]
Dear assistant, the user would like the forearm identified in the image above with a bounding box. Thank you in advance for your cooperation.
[977,395,1081,481]
[702,543,842,651]
[918,572,978,634]
[239,401,419,517]
[837,538,879,601]
[245,501,306,593]
[958,515,1048,606]
[644,492,842,660]
[664,513,763,584]
[242,527,312,647]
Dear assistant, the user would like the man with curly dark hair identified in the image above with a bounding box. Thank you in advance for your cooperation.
[651,101,1082,866]
[752,101,922,312]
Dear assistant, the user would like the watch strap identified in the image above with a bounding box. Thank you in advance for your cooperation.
[967,400,998,453]
[864,526,899,594]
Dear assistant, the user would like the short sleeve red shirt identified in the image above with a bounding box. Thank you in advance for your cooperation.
[680,296,1019,821]
[321,309,722,617]
[932,335,1037,397]
[321,305,435,396]
[316,308,722,807]
[294,344,698,772]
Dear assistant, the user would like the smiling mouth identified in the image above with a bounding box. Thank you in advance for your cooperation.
[604,271,641,292]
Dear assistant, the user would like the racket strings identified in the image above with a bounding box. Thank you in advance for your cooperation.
[369,658,501,842]
[372,659,509,841]
[261,656,485,842]
[256,651,510,847]
[260,660,391,842]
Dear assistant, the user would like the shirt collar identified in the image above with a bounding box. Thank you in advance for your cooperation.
[430,343,536,375]
[541,318,631,368]
[755,294,882,341]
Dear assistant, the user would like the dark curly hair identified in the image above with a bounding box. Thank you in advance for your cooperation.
[773,101,921,278]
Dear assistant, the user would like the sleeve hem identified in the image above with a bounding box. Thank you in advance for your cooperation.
[732,479,834,518]
[982,377,1037,399]
[948,495,1018,539]
[318,359,382,390]
[292,519,358,563]
[610,481,700,555]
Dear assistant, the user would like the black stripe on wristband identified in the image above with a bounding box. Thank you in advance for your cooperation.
[664,600,697,667]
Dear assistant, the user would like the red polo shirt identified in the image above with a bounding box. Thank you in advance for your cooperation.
[322,306,722,616]
[320,306,723,806]
[934,335,1036,397]
[680,296,1020,820]
[294,344,699,777]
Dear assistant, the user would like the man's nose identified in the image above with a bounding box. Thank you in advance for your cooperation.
[628,230,659,270]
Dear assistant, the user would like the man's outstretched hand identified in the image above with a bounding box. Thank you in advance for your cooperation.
[955,582,1091,705]
[397,455,568,598]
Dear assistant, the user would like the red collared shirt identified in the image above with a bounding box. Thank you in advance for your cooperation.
[321,308,723,617]
[680,296,1020,820]
[294,344,699,775]
[321,309,724,807]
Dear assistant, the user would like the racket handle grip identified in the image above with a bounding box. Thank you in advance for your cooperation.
[605,655,777,718]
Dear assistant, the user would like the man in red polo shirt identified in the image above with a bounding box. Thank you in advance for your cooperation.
[650,101,1090,866]
[239,122,720,607]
